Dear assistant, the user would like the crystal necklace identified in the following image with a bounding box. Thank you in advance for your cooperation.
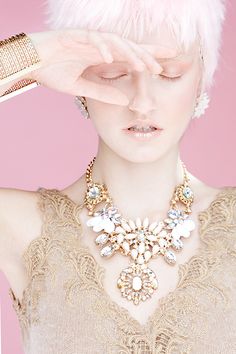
[83,157,195,305]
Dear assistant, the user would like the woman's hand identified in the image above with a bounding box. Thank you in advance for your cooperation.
[27,29,177,105]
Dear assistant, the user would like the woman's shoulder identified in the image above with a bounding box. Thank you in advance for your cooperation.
[0,187,42,256]
[0,187,42,290]
[196,184,236,232]
[188,173,236,209]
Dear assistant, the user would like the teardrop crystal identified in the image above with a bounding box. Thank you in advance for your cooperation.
[149,221,158,231]
[138,242,146,254]
[125,233,137,240]
[135,217,142,228]
[153,222,164,235]
[152,244,160,255]
[122,241,130,253]
[128,219,136,230]
[100,245,114,257]
[117,233,125,244]
[131,248,138,260]
[164,250,176,264]
[144,250,152,261]
[147,234,157,242]
[143,217,149,228]
[121,221,131,232]
[95,233,108,245]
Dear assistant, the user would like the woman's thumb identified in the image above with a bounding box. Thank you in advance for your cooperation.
[68,77,129,106]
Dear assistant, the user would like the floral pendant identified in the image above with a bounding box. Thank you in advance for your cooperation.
[117,261,158,305]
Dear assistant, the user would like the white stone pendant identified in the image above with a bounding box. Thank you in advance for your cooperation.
[171,218,195,239]
[86,204,122,233]
[117,261,159,305]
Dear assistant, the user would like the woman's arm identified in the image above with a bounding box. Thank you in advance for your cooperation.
[0,28,167,105]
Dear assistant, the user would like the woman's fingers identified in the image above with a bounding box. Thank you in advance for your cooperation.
[124,38,178,74]
[139,43,179,60]
[58,28,90,46]
[62,29,142,70]
[68,76,129,106]
[123,39,163,74]
[100,32,147,71]
[86,30,114,64]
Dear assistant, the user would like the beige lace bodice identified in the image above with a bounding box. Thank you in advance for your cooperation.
[8,186,236,354]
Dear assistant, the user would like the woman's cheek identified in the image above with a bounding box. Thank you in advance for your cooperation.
[169,71,200,112]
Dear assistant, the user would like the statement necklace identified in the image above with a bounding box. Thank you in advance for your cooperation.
[83,157,195,305]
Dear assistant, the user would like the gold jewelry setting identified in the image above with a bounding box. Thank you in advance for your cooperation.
[83,157,195,305]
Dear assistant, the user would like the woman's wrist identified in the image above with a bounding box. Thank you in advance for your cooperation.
[0,32,41,80]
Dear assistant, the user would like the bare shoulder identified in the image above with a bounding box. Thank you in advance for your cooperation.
[0,187,42,272]
[188,173,232,213]
[60,173,87,205]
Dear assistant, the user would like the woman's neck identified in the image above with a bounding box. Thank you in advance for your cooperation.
[91,147,188,220]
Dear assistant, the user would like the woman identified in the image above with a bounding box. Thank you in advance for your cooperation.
[1,0,235,353]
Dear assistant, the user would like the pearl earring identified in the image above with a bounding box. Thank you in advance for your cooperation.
[192,92,210,119]
[74,96,90,119]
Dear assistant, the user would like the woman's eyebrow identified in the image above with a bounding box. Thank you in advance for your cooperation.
[155,49,197,63]
[156,56,195,68]
[157,53,190,61]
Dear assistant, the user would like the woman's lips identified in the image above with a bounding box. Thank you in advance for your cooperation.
[123,119,163,130]
[122,127,163,140]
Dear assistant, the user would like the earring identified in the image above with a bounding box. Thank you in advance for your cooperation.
[192,92,210,119]
[74,96,90,119]
[75,92,209,120]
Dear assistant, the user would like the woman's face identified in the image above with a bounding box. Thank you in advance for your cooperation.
[82,27,203,163]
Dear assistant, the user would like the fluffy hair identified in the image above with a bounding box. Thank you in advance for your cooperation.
[43,0,227,91]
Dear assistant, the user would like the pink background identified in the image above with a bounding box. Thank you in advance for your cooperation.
[0,1,236,353]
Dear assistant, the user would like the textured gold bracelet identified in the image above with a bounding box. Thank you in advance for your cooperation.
[0,78,40,103]
[0,32,42,102]
[0,32,41,80]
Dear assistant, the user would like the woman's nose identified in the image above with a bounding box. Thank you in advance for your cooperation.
[128,73,157,114]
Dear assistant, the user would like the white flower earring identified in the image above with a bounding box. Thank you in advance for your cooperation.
[74,96,90,119]
[192,92,210,119]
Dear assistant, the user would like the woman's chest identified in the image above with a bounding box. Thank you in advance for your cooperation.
[37,243,236,354]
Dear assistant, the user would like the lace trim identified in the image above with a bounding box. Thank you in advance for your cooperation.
[8,185,236,352]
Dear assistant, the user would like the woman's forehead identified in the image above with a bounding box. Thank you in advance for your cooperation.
[138,41,199,65]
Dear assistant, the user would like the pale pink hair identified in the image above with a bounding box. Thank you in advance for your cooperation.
[43,0,226,91]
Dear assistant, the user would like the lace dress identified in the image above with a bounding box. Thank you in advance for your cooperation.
[8,186,236,354]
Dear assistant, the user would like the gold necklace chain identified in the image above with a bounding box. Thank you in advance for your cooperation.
[82,157,195,305]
